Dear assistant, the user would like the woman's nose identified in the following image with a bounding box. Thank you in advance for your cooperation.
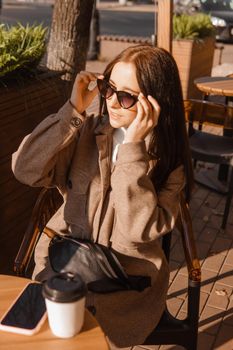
[108,92,120,108]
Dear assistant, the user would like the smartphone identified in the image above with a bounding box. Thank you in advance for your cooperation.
[0,282,47,335]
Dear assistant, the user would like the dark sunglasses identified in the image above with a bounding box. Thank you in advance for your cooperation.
[97,79,138,109]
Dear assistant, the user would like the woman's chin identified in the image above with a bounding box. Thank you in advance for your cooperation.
[109,115,130,129]
[109,117,123,128]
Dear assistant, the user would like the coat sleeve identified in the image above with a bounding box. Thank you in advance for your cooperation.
[111,141,186,243]
[12,101,85,189]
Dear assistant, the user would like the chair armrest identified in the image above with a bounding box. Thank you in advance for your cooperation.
[14,188,63,276]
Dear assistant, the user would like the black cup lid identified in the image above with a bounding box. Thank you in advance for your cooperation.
[42,273,87,303]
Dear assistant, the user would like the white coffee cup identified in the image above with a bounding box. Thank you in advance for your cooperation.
[42,273,87,338]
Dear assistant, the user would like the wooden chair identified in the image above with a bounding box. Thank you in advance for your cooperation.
[14,188,201,350]
[14,187,63,277]
[185,99,233,229]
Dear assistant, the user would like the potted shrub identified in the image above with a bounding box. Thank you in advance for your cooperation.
[172,13,216,99]
[0,23,67,274]
[0,23,47,77]
[0,23,67,140]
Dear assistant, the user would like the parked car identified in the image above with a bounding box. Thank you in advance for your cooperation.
[175,0,233,43]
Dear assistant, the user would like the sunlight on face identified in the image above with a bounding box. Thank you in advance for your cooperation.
[107,62,141,129]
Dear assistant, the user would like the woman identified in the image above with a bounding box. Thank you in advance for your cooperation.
[12,45,193,348]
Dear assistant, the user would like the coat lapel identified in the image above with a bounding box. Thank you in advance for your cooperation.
[92,116,113,241]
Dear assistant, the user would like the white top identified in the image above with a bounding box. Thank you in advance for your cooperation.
[112,127,152,164]
[112,127,127,163]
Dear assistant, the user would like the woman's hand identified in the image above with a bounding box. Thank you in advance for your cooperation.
[124,93,160,143]
[70,71,103,115]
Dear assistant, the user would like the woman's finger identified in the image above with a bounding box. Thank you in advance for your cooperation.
[88,74,105,92]
[148,95,160,121]
[76,71,98,86]
[137,93,155,131]
[88,84,99,99]
[79,71,98,80]
[138,93,152,119]
[135,98,145,122]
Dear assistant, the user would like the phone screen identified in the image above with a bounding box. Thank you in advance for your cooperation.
[1,283,46,330]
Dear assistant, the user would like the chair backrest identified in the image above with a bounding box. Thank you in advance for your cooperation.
[161,192,201,285]
[15,187,201,277]
[184,99,233,131]
[14,188,63,277]
[15,188,200,283]
[177,193,201,283]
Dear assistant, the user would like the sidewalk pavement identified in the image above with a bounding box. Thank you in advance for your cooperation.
[86,59,233,350]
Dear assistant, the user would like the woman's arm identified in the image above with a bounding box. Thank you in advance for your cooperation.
[111,141,185,243]
[12,101,85,188]
[12,71,100,189]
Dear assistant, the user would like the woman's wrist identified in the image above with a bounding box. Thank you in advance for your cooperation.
[69,99,86,118]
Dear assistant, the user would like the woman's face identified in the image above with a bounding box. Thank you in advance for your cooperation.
[106,61,140,129]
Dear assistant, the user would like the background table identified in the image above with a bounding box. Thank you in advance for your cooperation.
[194,76,233,98]
[0,275,109,350]
[194,76,233,134]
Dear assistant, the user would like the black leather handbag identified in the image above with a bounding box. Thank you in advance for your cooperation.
[49,235,151,294]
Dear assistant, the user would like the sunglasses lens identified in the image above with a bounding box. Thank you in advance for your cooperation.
[118,92,136,109]
[97,79,137,109]
[97,79,114,99]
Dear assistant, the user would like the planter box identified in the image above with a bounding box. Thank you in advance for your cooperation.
[172,37,215,99]
[98,35,152,61]
[0,70,68,275]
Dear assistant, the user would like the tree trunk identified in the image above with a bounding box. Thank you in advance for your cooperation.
[47,0,94,83]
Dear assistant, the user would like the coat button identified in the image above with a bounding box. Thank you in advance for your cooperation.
[70,116,83,128]
[67,179,72,189]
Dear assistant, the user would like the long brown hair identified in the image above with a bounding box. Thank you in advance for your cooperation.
[99,45,193,202]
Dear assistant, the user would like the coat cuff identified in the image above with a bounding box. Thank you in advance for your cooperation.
[116,141,150,165]
[54,100,85,130]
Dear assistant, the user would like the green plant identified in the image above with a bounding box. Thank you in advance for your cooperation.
[173,13,215,40]
[0,23,47,78]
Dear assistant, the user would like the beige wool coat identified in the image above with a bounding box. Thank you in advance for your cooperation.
[12,101,186,347]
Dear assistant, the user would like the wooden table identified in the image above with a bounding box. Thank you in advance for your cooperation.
[0,275,109,350]
[194,76,233,98]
